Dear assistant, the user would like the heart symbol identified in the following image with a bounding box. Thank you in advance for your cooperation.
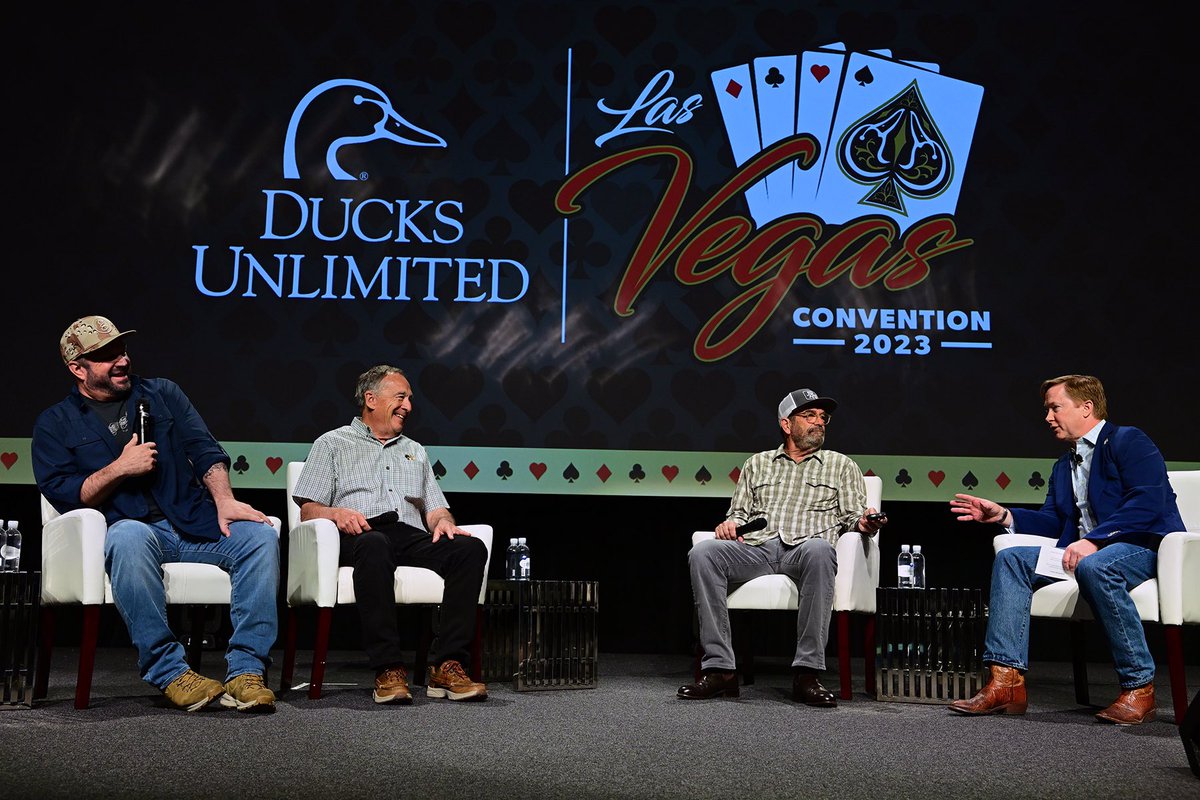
[529,462,547,480]
[0,452,17,469]
[810,64,830,82]
[662,465,679,482]
[265,457,283,474]
[928,470,945,487]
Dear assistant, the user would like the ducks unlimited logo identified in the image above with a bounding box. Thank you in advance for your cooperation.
[557,46,987,362]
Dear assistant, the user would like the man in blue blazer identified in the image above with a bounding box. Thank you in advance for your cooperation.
[948,374,1183,725]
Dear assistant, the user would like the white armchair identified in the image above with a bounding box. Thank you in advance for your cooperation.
[281,461,494,699]
[35,497,281,709]
[993,469,1199,723]
[690,474,883,700]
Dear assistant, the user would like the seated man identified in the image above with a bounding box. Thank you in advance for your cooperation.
[292,365,488,704]
[949,374,1184,724]
[679,388,886,706]
[33,316,279,712]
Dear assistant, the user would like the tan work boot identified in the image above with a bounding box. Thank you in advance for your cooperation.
[220,673,276,713]
[373,666,413,705]
[948,664,1027,716]
[162,669,226,711]
[1095,684,1156,725]
[426,659,488,701]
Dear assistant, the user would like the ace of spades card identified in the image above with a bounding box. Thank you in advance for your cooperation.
[813,52,983,232]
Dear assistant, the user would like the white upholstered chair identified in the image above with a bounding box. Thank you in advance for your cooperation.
[690,474,883,700]
[281,461,494,699]
[992,469,1199,723]
[35,497,281,709]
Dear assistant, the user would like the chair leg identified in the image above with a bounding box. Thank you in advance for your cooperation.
[186,606,206,668]
[470,606,484,682]
[308,607,332,700]
[1165,624,1188,725]
[414,607,433,683]
[837,610,852,700]
[863,613,877,696]
[280,607,298,692]
[734,611,755,685]
[34,607,55,700]
[75,605,100,710]
[1070,620,1089,706]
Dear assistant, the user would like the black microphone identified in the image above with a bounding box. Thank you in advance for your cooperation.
[735,517,768,536]
[135,399,152,444]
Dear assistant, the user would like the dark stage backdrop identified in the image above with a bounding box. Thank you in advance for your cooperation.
[4,2,1197,504]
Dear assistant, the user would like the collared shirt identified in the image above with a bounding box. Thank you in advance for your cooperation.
[1071,419,1105,537]
[32,376,230,539]
[725,445,866,546]
[292,417,448,530]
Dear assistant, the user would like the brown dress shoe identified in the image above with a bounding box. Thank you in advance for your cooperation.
[948,664,1027,716]
[793,673,837,707]
[678,670,739,699]
[1096,684,1156,725]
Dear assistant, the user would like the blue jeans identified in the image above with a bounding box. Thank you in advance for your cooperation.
[104,518,279,689]
[983,544,1157,688]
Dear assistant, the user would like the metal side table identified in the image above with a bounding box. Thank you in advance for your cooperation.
[483,579,598,691]
[1,571,40,708]
[875,586,987,704]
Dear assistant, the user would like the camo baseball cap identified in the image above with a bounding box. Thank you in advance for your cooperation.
[778,388,837,419]
[59,315,136,364]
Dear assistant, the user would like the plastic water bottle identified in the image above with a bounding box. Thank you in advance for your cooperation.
[506,538,520,580]
[912,545,926,589]
[517,537,531,581]
[2,520,21,571]
[897,544,913,588]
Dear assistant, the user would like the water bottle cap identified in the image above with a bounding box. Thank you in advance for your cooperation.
[518,537,527,544]
[913,545,922,552]
[509,538,518,545]
[7,521,16,529]
[900,544,910,551]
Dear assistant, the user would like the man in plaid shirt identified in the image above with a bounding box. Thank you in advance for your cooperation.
[678,388,886,706]
[292,365,488,704]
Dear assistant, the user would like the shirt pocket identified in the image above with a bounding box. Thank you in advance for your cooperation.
[805,481,840,512]
[751,478,783,504]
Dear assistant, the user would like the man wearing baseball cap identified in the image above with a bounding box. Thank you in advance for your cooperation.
[679,388,886,706]
[33,315,280,712]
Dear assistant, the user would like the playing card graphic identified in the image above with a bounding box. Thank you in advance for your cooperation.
[751,54,799,211]
[710,63,771,223]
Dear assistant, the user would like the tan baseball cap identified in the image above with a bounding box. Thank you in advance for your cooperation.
[59,315,136,364]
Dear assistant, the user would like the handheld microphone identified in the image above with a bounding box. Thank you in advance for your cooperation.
[135,399,152,444]
[735,517,768,536]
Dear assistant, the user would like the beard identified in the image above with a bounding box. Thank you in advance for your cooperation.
[83,365,131,400]
[792,426,825,451]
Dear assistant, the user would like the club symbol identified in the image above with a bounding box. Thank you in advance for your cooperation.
[629,464,646,482]
[496,460,514,480]
[1028,471,1046,490]
[837,80,952,215]
[232,455,249,475]
[895,469,913,488]
[764,67,785,89]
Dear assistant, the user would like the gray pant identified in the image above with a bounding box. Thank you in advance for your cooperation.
[689,536,837,672]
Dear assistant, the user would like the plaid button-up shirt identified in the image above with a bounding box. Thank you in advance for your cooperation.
[292,418,448,530]
[726,445,866,546]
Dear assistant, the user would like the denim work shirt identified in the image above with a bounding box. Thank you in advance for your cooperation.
[32,376,231,540]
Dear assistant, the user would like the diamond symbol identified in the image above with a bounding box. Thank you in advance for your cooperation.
[596,464,611,483]
[995,471,1010,490]
[463,461,479,479]
[729,467,741,484]
[725,79,742,99]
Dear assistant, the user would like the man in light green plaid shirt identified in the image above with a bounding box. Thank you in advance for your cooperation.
[678,388,887,707]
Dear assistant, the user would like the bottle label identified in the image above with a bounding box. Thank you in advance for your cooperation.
[0,545,17,559]
[897,565,912,577]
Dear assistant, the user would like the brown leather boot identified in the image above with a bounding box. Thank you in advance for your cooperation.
[948,665,1027,716]
[1095,684,1156,725]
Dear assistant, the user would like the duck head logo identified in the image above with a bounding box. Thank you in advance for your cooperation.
[283,78,447,181]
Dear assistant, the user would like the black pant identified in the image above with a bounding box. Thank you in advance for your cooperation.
[341,522,488,670]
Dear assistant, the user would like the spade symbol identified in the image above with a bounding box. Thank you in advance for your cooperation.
[432,460,447,479]
[895,469,913,488]
[961,471,978,490]
[629,463,646,482]
[496,460,514,480]
[1028,471,1046,490]
[563,463,581,483]
[854,65,874,86]
[232,455,249,474]
[695,466,712,484]
[765,67,785,88]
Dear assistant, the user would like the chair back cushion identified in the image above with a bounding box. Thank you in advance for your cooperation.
[1168,470,1200,531]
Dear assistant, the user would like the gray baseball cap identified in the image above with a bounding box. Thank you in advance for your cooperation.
[778,388,837,419]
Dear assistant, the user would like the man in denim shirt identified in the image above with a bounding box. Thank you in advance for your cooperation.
[33,315,279,712]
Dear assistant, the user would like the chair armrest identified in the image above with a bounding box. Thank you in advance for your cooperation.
[286,518,341,608]
[1157,530,1200,625]
[40,508,108,605]
[458,524,494,603]
[834,530,880,613]
[993,533,1056,553]
[692,531,716,547]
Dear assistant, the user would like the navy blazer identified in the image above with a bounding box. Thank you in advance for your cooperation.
[32,376,231,540]
[1010,422,1184,550]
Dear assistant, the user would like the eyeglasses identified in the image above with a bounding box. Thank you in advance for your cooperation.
[793,410,831,424]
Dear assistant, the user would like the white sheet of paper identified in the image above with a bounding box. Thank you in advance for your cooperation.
[1034,546,1074,581]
